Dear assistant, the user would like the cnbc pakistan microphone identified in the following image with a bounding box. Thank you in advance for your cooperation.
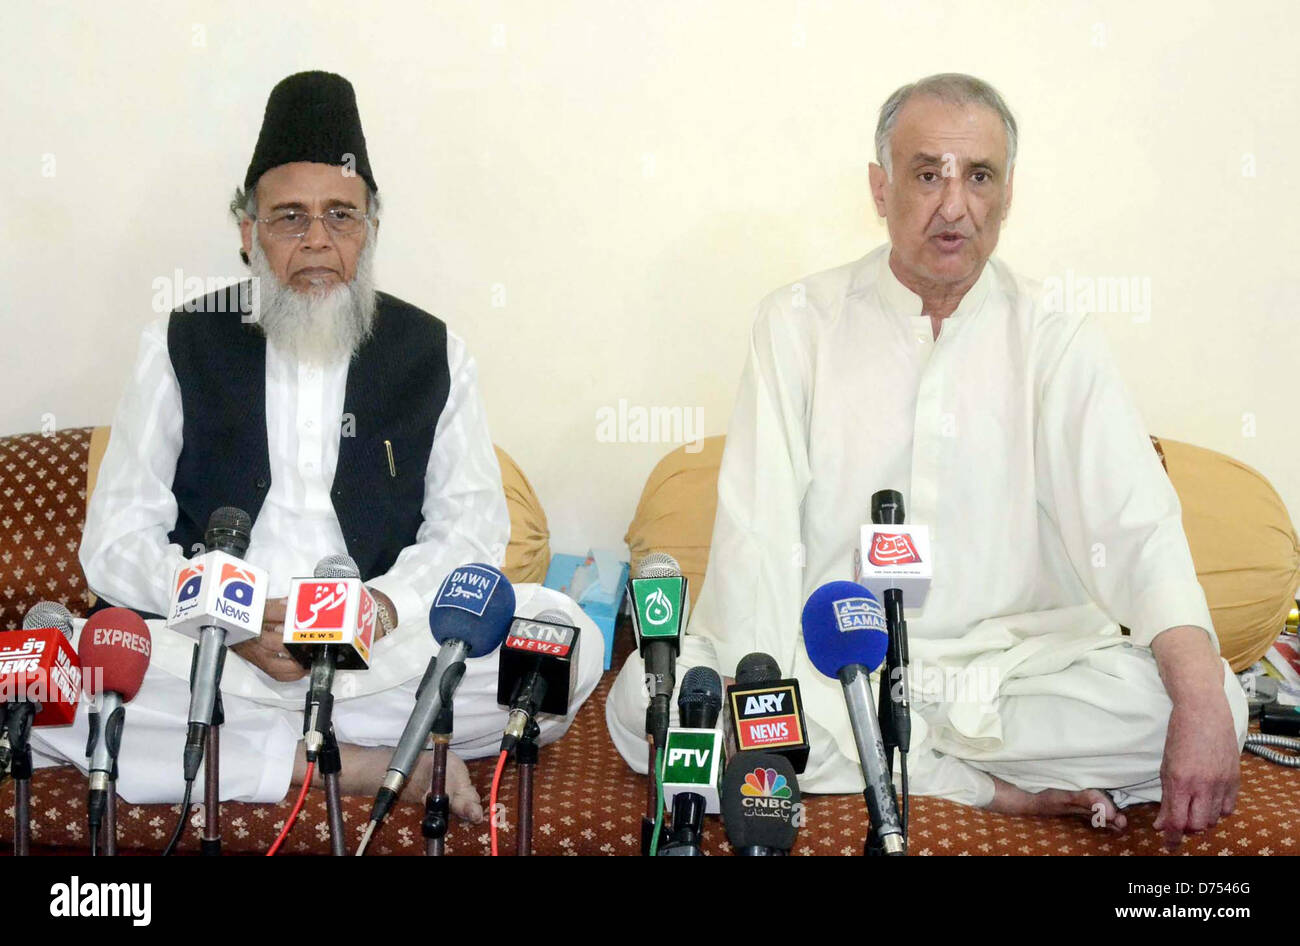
[657,666,724,856]
[162,506,268,856]
[491,607,581,856]
[78,608,150,856]
[726,652,810,774]
[721,752,802,855]
[357,563,515,856]
[2,602,80,857]
[274,553,377,856]
[801,580,905,855]
[627,551,688,853]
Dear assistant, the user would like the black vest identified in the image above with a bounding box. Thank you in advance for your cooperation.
[166,283,450,581]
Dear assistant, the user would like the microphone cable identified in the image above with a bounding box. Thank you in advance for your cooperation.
[489,749,509,856]
[1244,733,1300,767]
[267,761,314,856]
[649,746,665,856]
[161,780,194,857]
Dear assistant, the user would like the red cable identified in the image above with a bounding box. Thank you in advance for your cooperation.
[488,749,508,856]
[267,760,314,856]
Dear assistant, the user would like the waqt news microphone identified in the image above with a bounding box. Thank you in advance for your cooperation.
[360,564,515,852]
[801,580,905,855]
[496,608,582,754]
[284,553,376,761]
[721,752,802,856]
[659,666,724,856]
[726,652,810,773]
[78,608,151,854]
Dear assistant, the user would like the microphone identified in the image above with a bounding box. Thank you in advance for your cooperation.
[0,602,81,773]
[165,507,267,782]
[866,489,921,758]
[366,564,515,833]
[628,552,688,747]
[77,608,151,841]
[496,608,581,755]
[720,752,802,855]
[801,580,904,855]
[284,554,377,760]
[659,666,724,856]
[725,652,810,773]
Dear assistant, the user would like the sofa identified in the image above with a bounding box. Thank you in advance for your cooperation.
[1,426,1297,855]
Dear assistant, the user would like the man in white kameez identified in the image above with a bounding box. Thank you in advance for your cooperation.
[608,73,1247,848]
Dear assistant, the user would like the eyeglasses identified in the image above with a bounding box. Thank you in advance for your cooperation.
[256,207,369,239]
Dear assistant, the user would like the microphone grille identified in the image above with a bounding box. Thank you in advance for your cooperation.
[636,552,681,579]
[679,665,723,708]
[23,600,74,638]
[205,506,253,557]
[314,553,360,579]
[532,608,572,625]
[735,652,781,686]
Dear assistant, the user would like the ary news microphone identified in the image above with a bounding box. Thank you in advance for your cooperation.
[284,554,377,760]
[659,666,724,856]
[165,507,267,783]
[368,564,515,830]
[0,602,81,773]
[77,608,151,836]
[726,652,810,774]
[496,608,581,755]
[721,752,802,856]
[801,580,904,855]
[628,552,688,747]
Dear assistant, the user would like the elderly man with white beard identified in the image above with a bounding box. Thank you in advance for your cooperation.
[31,72,602,822]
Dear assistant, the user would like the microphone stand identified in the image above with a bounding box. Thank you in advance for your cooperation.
[105,772,118,857]
[201,691,223,856]
[7,705,34,856]
[867,587,909,857]
[422,703,453,857]
[321,727,345,856]
[515,718,540,857]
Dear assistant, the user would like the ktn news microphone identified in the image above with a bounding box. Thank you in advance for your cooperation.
[165,506,267,783]
[801,580,905,855]
[726,652,810,773]
[283,553,376,761]
[365,563,515,836]
[78,607,151,847]
[496,607,582,754]
[658,666,724,856]
[721,752,802,856]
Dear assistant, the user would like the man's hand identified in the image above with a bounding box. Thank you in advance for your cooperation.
[231,596,308,683]
[1150,625,1240,850]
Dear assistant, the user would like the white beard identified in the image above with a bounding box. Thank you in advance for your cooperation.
[247,230,378,365]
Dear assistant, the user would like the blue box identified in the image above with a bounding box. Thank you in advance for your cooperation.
[543,552,628,670]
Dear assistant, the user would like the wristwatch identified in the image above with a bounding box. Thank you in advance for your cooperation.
[370,588,397,638]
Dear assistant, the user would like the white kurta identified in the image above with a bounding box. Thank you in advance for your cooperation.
[607,243,1247,805]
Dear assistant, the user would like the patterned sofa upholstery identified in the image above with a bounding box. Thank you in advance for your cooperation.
[1,427,1297,856]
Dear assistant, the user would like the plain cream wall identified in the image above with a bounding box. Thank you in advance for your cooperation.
[3,0,1297,555]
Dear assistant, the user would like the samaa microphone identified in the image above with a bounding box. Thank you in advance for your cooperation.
[365,564,515,836]
[726,651,810,773]
[496,608,581,755]
[721,752,802,855]
[801,580,904,855]
[660,666,724,856]
[78,608,151,844]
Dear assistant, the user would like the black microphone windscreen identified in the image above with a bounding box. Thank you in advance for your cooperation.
[678,666,722,726]
[734,652,780,686]
[205,506,253,557]
[721,753,801,854]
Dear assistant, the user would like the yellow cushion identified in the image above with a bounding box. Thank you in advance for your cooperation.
[84,427,550,586]
[623,436,726,608]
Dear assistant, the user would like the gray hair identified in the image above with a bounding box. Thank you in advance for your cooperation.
[229,182,382,222]
[875,73,1018,180]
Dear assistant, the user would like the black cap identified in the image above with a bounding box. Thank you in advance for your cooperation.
[244,71,377,195]
[734,652,780,687]
[721,753,801,855]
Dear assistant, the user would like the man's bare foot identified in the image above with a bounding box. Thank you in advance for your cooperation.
[289,744,484,823]
[987,776,1128,832]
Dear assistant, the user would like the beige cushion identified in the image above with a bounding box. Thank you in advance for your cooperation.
[84,426,551,586]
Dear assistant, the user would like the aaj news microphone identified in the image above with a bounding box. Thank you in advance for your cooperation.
[801,580,905,855]
[721,752,802,855]
[78,608,151,851]
[364,563,515,840]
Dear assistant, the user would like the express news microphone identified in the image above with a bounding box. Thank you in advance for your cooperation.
[628,552,688,748]
[78,608,151,842]
[165,507,268,782]
[801,580,904,855]
[0,602,80,774]
[367,564,515,833]
[721,752,802,856]
[283,554,376,760]
[496,608,581,755]
[659,666,724,856]
[726,652,810,773]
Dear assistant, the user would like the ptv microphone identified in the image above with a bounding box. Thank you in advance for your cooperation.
[0,602,81,773]
[726,652,810,774]
[628,553,688,747]
[496,608,581,754]
[78,608,151,839]
[721,752,801,855]
[368,564,515,831]
[801,580,904,855]
[659,667,724,856]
